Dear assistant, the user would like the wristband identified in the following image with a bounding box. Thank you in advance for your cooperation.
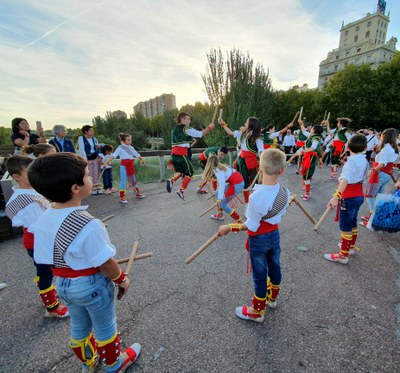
[112,270,126,285]
[229,223,243,232]
[332,189,342,198]
[207,125,212,131]
[221,121,228,127]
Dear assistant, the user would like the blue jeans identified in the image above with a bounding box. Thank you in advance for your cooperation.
[339,196,364,231]
[249,230,281,299]
[219,181,245,215]
[102,168,113,190]
[56,273,122,373]
[366,171,391,211]
[119,165,137,190]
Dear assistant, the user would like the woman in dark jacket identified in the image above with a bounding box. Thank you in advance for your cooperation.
[49,124,76,153]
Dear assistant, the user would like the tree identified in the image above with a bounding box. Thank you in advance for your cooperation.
[202,48,274,146]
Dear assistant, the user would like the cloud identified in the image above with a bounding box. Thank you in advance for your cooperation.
[0,0,398,129]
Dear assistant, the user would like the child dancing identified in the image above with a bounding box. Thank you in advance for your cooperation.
[202,154,244,221]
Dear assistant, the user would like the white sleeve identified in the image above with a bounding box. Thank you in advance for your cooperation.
[339,159,352,182]
[215,170,226,200]
[185,127,203,138]
[13,203,46,229]
[111,147,121,158]
[256,139,264,155]
[244,195,263,232]
[130,146,141,158]
[271,132,280,139]
[311,140,319,149]
[77,136,87,159]
[302,130,311,137]
[233,130,242,139]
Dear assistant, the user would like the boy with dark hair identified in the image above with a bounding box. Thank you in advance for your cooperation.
[166,112,214,200]
[217,149,290,322]
[28,153,141,373]
[323,134,368,264]
[5,156,69,318]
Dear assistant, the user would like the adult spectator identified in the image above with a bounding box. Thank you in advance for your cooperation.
[282,129,295,154]
[11,118,46,155]
[49,125,76,153]
[76,125,101,185]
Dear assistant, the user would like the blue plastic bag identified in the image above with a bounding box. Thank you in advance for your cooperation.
[367,190,400,232]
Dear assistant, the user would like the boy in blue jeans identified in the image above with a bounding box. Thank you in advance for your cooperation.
[218,149,290,322]
[323,134,368,264]
[28,153,141,373]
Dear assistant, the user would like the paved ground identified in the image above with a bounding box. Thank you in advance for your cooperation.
[0,166,399,373]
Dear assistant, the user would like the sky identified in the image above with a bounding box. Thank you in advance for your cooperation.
[0,0,399,130]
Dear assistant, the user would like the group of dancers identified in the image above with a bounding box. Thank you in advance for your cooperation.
[4,112,399,372]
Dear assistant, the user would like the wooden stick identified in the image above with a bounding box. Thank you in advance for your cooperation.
[248,170,261,190]
[117,252,153,264]
[199,202,218,217]
[218,108,223,120]
[326,112,330,121]
[323,111,327,121]
[101,214,115,223]
[299,107,303,120]
[292,196,317,225]
[185,233,220,264]
[207,193,215,201]
[390,173,396,183]
[314,207,333,231]
[117,241,139,299]
[125,241,140,275]
[207,182,216,202]
[211,106,219,123]
[292,111,300,124]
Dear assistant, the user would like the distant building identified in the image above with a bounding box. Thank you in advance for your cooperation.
[134,93,176,119]
[318,0,397,90]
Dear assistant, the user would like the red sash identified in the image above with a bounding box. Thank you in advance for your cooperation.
[247,221,279,236]
[263,144,271,149]
[171,146,188,156]
[120,159,135,176]
[342,182,364,199]
[295,141,305,147]
[22,227,34,250]
[300,152,317,176]
[332,140,345,156]
[374,161,393,175]
[52,267,100,278]
[240,150,259,169]
[225,171,244,197]
[199,152,207,161]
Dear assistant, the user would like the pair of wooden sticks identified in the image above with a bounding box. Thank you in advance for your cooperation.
[188,194,320,264]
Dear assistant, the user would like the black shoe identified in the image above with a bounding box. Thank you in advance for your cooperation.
[166,179,173,193]
[176,190,184,200]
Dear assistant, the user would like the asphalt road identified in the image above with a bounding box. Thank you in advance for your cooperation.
[0,166,399,373]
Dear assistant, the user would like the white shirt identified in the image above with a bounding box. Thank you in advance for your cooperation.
[245,183,290,232]
[283,134,295,147]
[215,166,235,200]
[112,145,141,160]
[366,134,380,151]
[376,143,398,166]
[29,206,116,269]
[339,154,368,184]
[176,127,204,148]
[99,153,112,169]
[331,128,352,142]
[233,131,264,155]
[6,188,48,229]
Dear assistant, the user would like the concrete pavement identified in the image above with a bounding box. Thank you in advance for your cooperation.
[0,166,399,372]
